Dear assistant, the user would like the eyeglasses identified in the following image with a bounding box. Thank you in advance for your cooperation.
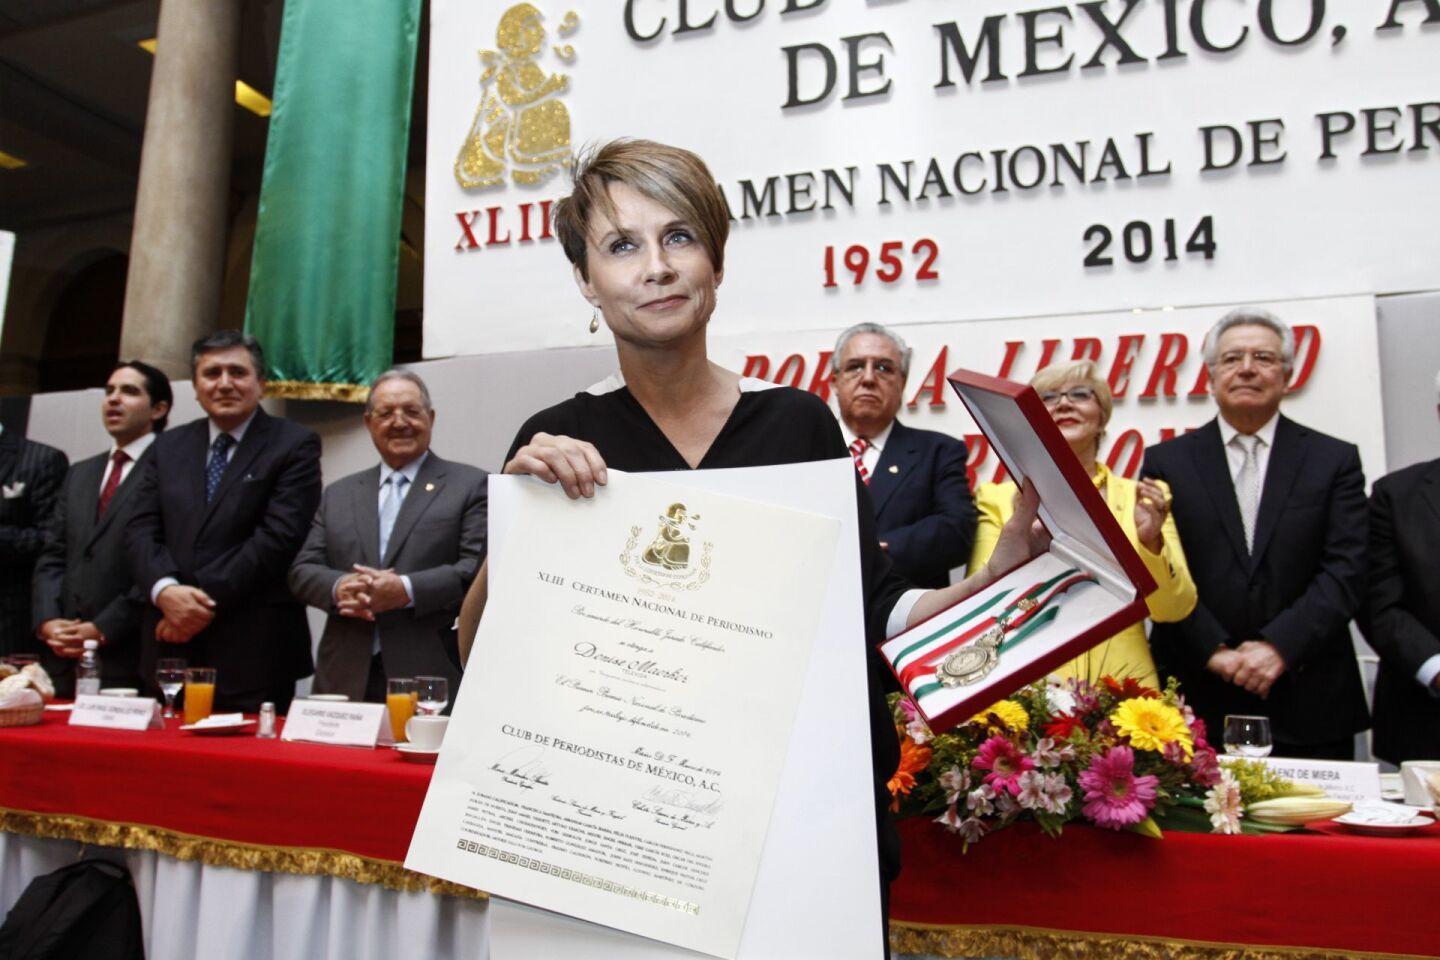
[1039,387,1096,406]
[368,405,427,423]
[1216,350,1282,370]
[838,359,901,381]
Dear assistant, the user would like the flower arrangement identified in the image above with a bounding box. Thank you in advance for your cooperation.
[888,675,1336,847]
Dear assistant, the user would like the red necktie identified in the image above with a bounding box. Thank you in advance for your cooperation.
[849,437,870,484]
[97,449,130,519]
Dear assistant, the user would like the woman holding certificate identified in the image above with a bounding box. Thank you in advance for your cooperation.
[458,139,1047,949]
[969,361,1197,687]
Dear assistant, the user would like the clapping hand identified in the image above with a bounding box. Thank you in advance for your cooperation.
[1133,478,1169,554]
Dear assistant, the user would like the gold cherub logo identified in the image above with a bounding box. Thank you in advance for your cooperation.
[621,503,714,591]
[455,3,577,190]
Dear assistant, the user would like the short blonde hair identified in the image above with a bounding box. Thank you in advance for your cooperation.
[552,139,729,281]
[1029,360,1114,427]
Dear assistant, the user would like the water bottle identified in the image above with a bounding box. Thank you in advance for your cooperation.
[76,640,101,697]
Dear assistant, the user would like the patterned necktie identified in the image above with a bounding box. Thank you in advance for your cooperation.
[378,472,409,560]
[205,433,235,503]
[849,437,870,484]
[96,449,130,519]
[1231,433,1262,554]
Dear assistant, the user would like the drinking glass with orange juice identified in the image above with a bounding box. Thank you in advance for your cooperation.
[387,678,418,742]
[183,667,217,725]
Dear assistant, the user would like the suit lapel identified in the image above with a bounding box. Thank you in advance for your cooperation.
[0,432,18,482]
[354,467,383,567]
[1190,420,1251,568]
[201,409,272,527]
[382,454,445,567]
[866,422,913,516]
[78,455,112,549]
[1249,415,1306,570]
[1418,460,1440,529]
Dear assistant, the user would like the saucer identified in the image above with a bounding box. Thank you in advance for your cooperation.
[180,720,256,735]
[1329,805,1434,836]
[395,744,440,764]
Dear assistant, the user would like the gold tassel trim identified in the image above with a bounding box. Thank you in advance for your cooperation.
[0,807,484,901]
[265,380,370,403]
[889,922,1432,960]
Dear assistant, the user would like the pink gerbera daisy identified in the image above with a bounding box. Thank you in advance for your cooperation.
[1077,745,1158,829]
[972,735,1034,796]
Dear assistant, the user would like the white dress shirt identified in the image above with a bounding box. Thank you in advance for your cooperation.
[97,432,156,496]
[1217,412,1279,493]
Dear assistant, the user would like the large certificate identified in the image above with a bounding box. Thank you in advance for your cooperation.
[406,469,848,958]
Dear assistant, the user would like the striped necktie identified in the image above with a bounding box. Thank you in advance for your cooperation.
[849,437,870,484]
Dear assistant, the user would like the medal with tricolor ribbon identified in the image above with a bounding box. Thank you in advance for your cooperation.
[896,568,1097,701]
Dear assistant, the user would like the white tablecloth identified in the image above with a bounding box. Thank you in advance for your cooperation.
[0,833,490,960]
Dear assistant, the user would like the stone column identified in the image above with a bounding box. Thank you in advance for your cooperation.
[119,0,243,379]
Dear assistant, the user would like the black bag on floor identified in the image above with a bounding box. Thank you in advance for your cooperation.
[0,858,144,960]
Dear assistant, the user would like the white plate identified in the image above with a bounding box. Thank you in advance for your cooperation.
[1330,806,1434,836]
[395,744,440,764]
[179,720,256,736]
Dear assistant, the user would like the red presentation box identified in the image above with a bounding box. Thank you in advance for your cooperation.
[879,369,1158,733]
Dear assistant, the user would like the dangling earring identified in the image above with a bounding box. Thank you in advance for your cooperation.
[589,307,600,334]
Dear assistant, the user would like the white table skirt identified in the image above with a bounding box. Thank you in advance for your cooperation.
[0,833,490,960]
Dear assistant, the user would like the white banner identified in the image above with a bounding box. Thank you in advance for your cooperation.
[0,230,14,346]
[712,294,1385,487]
[425,0,1439,358]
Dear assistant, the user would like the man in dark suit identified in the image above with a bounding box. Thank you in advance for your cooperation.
[832,322,975,589]
[32,361,172,697]
[1143,308,1368,760]
[0,420,68,657]
[289,369,486,703]
[127,331,322,713]
[1362,377,1440,764]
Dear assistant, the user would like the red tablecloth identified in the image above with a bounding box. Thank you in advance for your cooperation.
[0,710,442,889]
[4,711,1435,953]
[891,815,1438,959]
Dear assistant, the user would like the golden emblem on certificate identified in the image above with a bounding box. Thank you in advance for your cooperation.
[454,3,578,190]
[621,502,714,591]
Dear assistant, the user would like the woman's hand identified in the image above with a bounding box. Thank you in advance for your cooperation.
[905,480,1051,628]
[981,479,1052,583]
[1133,478,1169,555]
[504,432,609,499]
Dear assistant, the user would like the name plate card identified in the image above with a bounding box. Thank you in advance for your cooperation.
[69,695,162,731]
[1222,756,1383,806]
[282,700,394,748]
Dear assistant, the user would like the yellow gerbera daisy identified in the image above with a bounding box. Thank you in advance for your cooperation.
[1112,698,1193,759]
[969,699,1029,732]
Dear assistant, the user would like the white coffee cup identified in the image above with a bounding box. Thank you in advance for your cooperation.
[406,715,449,751]
[1399,760,1440,807]
[100,688,138,698]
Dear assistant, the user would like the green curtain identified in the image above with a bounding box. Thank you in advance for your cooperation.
[244,0,422,401]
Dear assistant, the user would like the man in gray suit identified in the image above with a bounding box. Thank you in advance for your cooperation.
[289,369,487,702]
[33,361,172,696]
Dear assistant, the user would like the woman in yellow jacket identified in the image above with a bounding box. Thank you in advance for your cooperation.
[970,360,1197,688]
